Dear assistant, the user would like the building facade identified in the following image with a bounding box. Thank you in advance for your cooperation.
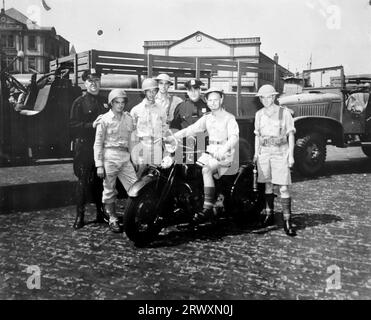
[0,7,69,74]
[144,31,292,92]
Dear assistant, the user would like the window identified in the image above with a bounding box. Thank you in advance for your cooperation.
[0,34,15,48]
[28,57,36,72]
[28,35,37,50]
[5,56,15,72]
[7,35,14,48]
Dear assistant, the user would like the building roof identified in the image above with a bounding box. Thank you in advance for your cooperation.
[4,7,57,31]
[5,8,31,24]
[144,31,261,48]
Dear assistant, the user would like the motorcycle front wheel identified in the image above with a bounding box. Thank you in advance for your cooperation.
[123,188,164,246]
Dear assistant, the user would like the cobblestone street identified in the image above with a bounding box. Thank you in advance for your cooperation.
[0,147,370,300]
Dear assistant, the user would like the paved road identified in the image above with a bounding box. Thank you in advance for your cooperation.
[0,147,370,300]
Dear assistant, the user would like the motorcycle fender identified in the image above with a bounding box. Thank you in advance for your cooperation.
[127,175,159,198]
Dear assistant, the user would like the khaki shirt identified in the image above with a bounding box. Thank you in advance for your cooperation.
[175,109,239,156]
[254,105,296,138]
[155,93,183,123]
[130,98,167,139]
[94,110,133,167]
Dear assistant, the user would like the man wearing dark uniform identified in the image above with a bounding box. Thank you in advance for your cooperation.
[69,68,108,229]
[170,79,209,130]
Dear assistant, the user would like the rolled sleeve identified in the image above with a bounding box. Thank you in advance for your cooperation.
[227,117,239,139]
[175,115,207,139]
[284,109,296,135]
[94,121,106,167]
[253,111,261,136]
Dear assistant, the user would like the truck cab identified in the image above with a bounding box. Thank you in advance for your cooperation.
[279,66,371,176]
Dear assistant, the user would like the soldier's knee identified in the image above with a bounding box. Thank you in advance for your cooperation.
[265,182,273,194]
[202,166,212,175]
[279,185,290,198]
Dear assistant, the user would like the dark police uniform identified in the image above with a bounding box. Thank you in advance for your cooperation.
[170,79,210,130]
[70,70,107,228]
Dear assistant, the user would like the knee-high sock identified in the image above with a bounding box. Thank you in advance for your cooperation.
[203,186,215,210]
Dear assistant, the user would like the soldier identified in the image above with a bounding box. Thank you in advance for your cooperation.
[170,79,209,130]
[253,84,296,236]
[69,68,107,229]
[94,89,138,233]
[130,78,167,174]
[155,73,183,125]
[171,87,239,225]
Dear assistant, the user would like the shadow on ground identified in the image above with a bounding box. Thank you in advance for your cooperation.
[292,157,371,183]
[138,212,342,248]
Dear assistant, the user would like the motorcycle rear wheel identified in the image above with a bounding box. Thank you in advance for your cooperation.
[123,188,164,246]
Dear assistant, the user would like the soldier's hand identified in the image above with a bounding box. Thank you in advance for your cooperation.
[97,166,105,179]
[93,115,103,128]
[253,154,258,164]
[288,155,295,168]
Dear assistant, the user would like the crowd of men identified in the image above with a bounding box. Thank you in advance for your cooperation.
[69,69,296,236]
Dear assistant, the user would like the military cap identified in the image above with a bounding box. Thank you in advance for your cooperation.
[184,79,204,90]
[81,68,102,81]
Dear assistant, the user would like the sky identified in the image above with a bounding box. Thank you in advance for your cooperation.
[5,0,371,75]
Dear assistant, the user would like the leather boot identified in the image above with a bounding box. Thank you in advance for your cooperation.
[96,204,108,223]
[105,203,121,233]
[191,207,214,226]
[281,197,296,237]
[73,207,85,229]
[262,193,275,227]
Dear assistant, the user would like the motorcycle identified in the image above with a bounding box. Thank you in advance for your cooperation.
[123,132,265,246]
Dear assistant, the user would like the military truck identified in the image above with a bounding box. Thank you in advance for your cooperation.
[279,66,371,176]
[1,49,284,166]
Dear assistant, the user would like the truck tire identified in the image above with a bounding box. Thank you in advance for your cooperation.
[295,133,327,177]
[361,145,371,158]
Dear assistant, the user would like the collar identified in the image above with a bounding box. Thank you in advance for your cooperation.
[107,109,124,120]
[156,93,170,101]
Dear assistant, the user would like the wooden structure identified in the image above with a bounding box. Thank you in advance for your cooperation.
[50,49,276,117]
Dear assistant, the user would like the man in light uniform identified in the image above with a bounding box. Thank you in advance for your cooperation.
[172,87,239,225]
[253,84,296,236]
[94,89,138,233]
[155,73,183,125]
[130,78,167,174]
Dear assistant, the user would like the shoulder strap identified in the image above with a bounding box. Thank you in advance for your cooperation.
[168,95,173,117]
[279,107,284,136]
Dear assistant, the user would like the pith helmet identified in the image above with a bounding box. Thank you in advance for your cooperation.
[256,84,279,97]
[142,78,159,91]
[108,89,128,105]
[204,87,224,99]
[155,74,173,85]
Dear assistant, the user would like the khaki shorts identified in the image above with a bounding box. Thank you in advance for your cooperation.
[257,144,291,185]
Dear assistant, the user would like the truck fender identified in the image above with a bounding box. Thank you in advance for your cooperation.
[127,174,159,198]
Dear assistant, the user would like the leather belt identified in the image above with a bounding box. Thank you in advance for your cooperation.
[209,140,226,145]
[260,136,287,147]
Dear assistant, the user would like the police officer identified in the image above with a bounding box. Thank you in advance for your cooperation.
[170,79,209,130]
[172,87,239,225]
[69,68,107,229]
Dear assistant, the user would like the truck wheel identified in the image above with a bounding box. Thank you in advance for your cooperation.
[295,133,327,177]
[361,145,371,158]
